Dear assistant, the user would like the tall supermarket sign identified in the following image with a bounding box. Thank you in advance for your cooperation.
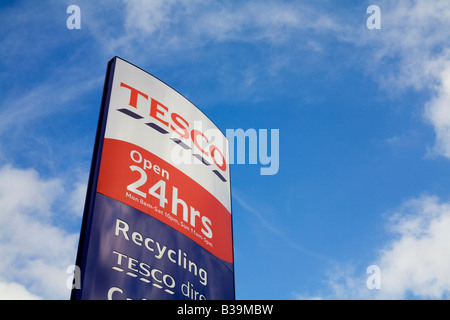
[71,57,234,300]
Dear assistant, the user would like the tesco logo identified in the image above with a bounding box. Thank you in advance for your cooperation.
[117,82,228,182]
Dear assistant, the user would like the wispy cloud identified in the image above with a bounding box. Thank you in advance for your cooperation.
[233,190,334,263]
[186,1,342,43]
[82,0,344,64]
[0,77,96,136]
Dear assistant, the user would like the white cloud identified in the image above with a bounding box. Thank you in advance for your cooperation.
[424,61,450,157]
[376,195,450,299]
[68,178,88,219]
[298,195,450,300]
[0,165,82,299]
[0,281,40,300]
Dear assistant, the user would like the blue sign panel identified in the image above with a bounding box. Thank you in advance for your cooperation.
[76,194,234,300]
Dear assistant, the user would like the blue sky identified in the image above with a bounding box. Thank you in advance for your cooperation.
[1,0,450,299]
